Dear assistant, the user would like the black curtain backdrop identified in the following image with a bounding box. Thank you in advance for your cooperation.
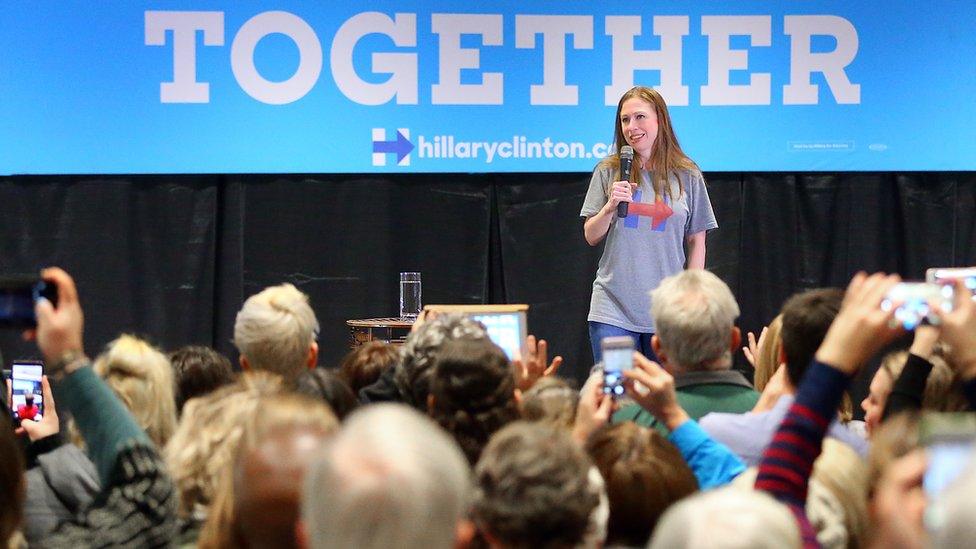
[1,172,974,409]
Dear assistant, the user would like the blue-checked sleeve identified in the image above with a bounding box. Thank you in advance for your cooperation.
[668,419,746,489]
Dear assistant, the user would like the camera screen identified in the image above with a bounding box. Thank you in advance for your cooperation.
[930,270,976,301]
[471,312,525,361]
[881,283,951,330]
[11,363,44,422]
[0,287,37,324]
[602,346,633,397]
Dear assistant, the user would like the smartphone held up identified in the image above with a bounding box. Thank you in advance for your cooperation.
[10,360,44,423]
[880,282,952,330]
[877,266,976,331]
[602,336,634,398]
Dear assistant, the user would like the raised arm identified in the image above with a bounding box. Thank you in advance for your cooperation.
[930,278,976,409]
[624,353,745,489]
[31,268,175,547]
[882,325,940,420]
[755,272,903,548]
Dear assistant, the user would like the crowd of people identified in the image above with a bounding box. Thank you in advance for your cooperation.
[3,265,976,548]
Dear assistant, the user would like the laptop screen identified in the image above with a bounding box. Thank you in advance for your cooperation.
[470,311,526,361]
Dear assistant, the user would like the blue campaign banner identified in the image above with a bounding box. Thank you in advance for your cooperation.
[1,1,974,174]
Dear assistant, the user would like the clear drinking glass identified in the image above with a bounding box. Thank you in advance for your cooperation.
[399,272,422,320]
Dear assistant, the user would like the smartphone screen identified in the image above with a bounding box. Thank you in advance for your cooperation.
[602,336,634,397]
[10,361,44,422]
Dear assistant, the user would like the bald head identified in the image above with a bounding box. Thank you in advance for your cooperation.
[234,426,331,549]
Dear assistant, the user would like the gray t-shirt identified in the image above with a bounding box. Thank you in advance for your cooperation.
[580,165,717,332]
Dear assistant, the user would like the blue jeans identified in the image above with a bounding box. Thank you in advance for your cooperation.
[588,321,657,365]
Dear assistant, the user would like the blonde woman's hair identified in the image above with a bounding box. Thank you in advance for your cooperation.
[233,283,319,381]
[91,334,178,448]
[811,439,869,549]
[164,372,285,519]
[731,440,868,549]
[752,315,783,393]
[197,392,339,549]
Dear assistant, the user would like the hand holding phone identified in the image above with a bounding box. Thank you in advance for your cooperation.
[31,267,85,366]
[880,282,953,330]
[620,352,690,431]
[928,278,976,380]
[601,336,634,398]
[927,267,976,302]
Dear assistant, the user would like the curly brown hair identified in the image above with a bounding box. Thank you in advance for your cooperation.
[428,337,520,465]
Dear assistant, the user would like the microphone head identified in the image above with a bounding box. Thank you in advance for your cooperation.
[620,145,634,160]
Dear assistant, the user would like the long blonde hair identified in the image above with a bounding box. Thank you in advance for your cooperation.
[600,86,698,201]
[164,372,285,520]
[752,315,784,393]
[732,439,869,549]
[812,439,869,549]
[92,334,178,448]
[196,392,339,549]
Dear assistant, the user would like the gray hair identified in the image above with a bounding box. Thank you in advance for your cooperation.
[394,313,489,409]
[233,283,319,381]
[650,270,739,371]
[473,421,601,548]
[649,487,800,549]
[302,404,471,549]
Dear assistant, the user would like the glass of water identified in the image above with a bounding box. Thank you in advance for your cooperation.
[399,272,422,320]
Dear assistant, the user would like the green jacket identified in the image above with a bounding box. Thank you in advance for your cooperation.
[613,370,759,434]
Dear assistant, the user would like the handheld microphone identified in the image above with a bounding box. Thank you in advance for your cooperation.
[617,146,634,218]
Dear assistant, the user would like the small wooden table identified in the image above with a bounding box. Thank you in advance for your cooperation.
[346,317,414,348]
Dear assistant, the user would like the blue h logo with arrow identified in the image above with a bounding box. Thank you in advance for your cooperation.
[372,128,414,166]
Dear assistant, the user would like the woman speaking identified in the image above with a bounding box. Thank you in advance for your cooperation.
[580,86,717,362]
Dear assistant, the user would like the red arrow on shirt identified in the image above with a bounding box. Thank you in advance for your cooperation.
[628,199,673,230]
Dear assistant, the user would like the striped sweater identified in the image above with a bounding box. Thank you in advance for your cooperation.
[755,360,850,549]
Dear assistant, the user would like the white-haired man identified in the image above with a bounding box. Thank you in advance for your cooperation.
[614,269,758,430]
[233,283,319,383]
[651,487,801,548]
[300,404,473,549]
